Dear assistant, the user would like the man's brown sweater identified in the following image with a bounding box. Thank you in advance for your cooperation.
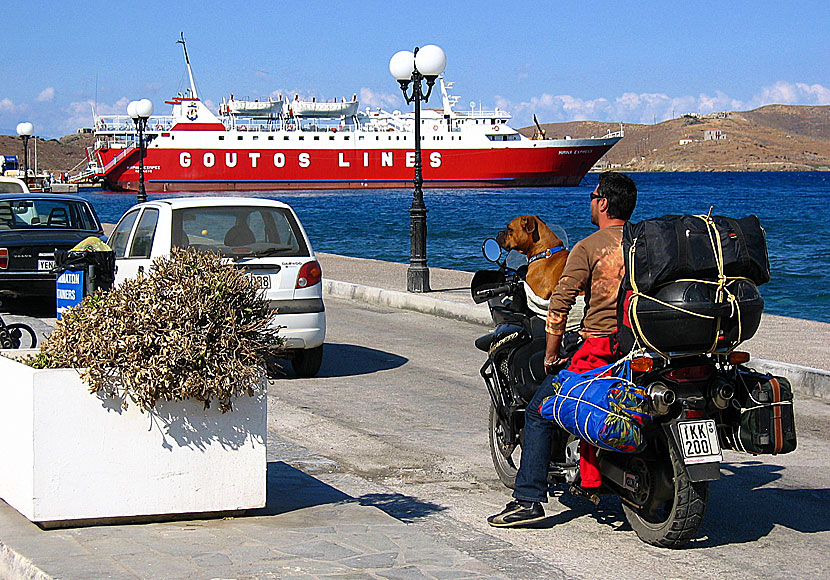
[545,225,624,338]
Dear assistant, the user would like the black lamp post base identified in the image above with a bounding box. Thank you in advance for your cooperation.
[407,266,430,293]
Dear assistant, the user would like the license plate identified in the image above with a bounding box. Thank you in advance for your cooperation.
[677,419,722,464]
[250,274,271,289]
[38,259,55,271]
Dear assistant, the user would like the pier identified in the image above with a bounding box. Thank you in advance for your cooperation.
[1,253,828,579]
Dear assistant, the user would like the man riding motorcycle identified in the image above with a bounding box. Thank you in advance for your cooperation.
[488,171,638,527]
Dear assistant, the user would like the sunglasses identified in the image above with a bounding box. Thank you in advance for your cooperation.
[590,192,605,200]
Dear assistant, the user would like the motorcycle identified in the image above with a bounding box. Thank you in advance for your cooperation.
[471,237,792,548]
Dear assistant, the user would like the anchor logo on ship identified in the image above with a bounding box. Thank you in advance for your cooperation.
[186,103,199,121]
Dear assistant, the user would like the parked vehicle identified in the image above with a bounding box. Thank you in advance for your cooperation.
[472,238,795,547]
[0,313,37,349]
[107,197,326,377]
[0,177,104,300]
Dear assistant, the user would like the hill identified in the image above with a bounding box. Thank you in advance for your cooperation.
[0,133,94,176]
[521,104,830,172]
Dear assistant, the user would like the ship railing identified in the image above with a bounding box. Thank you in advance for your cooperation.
[94,114,177,133]
[222,115,359,133]
[451,108,512,121]
[100,146,137,174]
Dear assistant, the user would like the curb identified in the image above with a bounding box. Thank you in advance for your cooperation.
[751,359,830,401]
[323,279,830,401]
[323,279,492,326]
[0,543,51,580]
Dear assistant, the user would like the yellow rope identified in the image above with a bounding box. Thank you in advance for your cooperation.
[627,213,747,358]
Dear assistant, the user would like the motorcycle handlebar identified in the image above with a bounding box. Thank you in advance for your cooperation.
[475,284,513,300]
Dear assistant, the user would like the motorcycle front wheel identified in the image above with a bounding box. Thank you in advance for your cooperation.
[489,403,521,488]
[622,438,709,548]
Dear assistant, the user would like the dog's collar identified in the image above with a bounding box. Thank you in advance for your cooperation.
[528,246,566,264]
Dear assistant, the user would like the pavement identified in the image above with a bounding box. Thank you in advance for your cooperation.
[1,252,828,580]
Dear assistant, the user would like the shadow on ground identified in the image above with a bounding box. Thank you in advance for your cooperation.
[538,461,830,547]
[253,461,446,523]
[0,297,55,318]
[272,342,408,379]
[691,460,830,547]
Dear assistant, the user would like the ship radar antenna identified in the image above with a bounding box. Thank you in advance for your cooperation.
[177,32,199,100]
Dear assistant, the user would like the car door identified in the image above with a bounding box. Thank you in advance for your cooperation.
[110,207,160,285]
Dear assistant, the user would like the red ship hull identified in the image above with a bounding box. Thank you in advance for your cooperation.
[98,142,619,192]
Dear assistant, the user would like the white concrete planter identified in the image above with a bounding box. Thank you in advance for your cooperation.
[0,351,266,526]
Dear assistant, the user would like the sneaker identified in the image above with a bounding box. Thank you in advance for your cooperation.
[487,500,545,527]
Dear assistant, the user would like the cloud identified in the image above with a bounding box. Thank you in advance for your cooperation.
[358,87,399,110]
[497,81,830,126]
[749,81,830,107]
[37,87,55,102]
[0,97,16,112]
[58,97,132,133]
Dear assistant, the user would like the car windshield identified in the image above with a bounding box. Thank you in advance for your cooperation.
[172,205,309,258]
[0,198,100,231]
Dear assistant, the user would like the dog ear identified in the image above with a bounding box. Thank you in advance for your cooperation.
[522,216,540,243]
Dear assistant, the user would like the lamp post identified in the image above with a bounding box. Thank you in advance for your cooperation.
[127,98,154,203]
[16,122,33,188]
[389,45,446,293]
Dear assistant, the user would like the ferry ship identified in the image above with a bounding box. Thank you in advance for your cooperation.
[78,42,623,192]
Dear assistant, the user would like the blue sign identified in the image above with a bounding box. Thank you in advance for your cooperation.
[56,269,84,320]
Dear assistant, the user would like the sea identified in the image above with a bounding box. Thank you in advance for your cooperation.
[77,172,830,324]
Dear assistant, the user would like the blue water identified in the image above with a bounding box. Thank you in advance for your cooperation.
[78,172,830,323]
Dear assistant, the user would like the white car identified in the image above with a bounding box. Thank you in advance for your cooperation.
[107,197,325,377]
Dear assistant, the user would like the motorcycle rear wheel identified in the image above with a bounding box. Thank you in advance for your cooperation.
[489,403,521,488]
[622,439,709,548]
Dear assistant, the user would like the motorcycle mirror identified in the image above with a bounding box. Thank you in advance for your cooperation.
[482,238,503,263]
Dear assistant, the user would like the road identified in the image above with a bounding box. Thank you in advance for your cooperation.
[268,295,830,580]
[4,293,828,579]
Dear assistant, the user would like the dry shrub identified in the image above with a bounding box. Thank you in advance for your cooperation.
[30,247,282,412]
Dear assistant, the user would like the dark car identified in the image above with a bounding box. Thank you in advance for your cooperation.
[0,180,104,299]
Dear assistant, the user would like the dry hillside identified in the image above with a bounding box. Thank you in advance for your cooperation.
[0,133,94,175]
[521,104,830,172]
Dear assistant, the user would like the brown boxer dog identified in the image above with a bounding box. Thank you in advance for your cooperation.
[496,215,569,300]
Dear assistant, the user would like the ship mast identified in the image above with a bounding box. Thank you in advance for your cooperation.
[177,32,199,99]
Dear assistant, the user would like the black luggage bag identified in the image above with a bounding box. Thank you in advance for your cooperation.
[718,372,797,455]
[623,213,770,294]
[616,212,769,356]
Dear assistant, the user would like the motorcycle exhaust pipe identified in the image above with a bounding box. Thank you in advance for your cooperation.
[709,378,735,410]
[647,382,676,415]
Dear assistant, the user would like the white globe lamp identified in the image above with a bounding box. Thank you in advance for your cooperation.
[389,50,415,81]
[136,98,154,118]
[414,45,446,77]
[16,122,33,137]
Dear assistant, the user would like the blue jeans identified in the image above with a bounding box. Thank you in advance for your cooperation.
[513,374,557,504]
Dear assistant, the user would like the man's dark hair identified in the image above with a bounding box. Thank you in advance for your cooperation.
[597,171,637,221]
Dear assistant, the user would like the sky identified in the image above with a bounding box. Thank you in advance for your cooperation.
[1,0,828,139]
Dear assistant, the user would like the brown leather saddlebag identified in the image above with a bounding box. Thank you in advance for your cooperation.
[719,373,797,455]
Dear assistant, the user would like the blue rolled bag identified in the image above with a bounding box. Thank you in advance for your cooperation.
[539,360,651,453]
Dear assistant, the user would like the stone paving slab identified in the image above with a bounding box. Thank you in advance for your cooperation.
[0,460,508,580]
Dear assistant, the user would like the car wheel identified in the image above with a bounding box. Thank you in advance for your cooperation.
[291,345,323,377]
